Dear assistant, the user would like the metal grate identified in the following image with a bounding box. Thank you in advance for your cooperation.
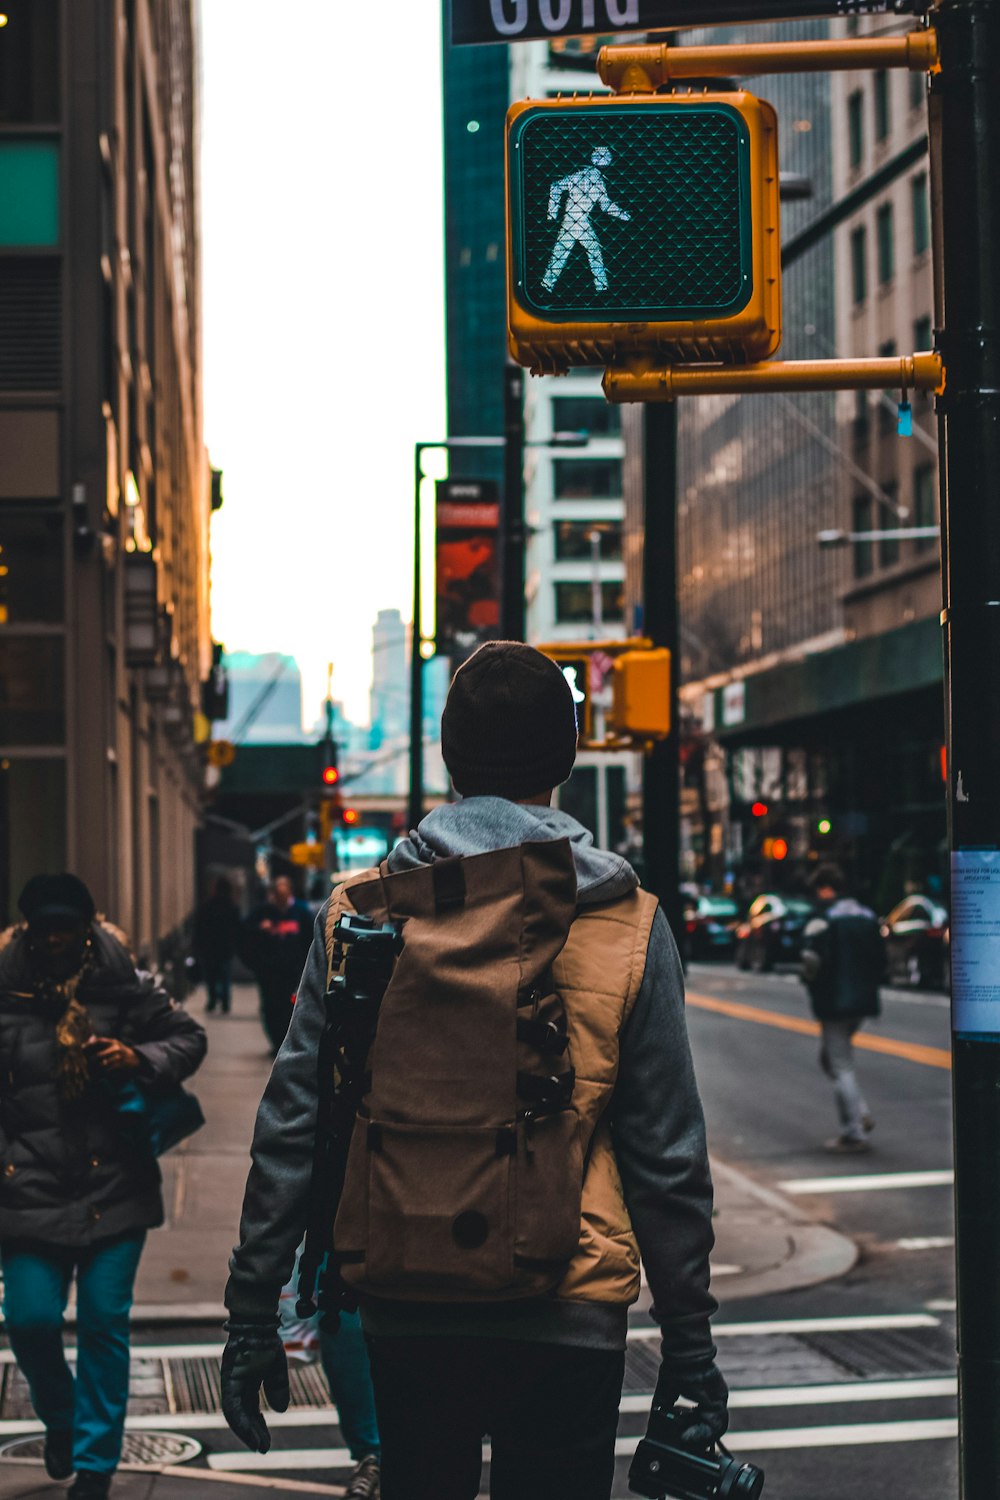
[801,1325,958,1381]
[511,104,750,324]
[167,1356,333,1416]
[0,1431,202,1467]
[0,257,61,390]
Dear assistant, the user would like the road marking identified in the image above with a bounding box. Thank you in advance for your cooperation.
[781,1170,954,1195]
[210,1449,354,1473]
[928,1299,958,1312]
[0,1342,224,1366]
[628,1312,939,1341]
[897,1236,955,1251]
[614,1416,957,1456]
[687,992,952,1070]
[618,1376,956,1414]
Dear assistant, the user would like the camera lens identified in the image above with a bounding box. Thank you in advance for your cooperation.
[732,1463,765,1499]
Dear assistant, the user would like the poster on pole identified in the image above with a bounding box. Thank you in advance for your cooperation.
[951,847,1000,1035]
[435,480,501,662]
[449,0,927,47]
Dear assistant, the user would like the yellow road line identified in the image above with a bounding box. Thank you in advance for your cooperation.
[687,992,952,1071]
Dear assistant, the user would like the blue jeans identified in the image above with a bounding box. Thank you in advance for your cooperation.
[1,1232,146,1474]
[320,1310,380,1462]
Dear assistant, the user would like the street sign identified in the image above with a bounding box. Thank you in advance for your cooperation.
[451,0,926,47]
[506,93,781,372]
[435,480,501,660]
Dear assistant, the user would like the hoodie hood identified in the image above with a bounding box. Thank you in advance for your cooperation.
[387,797,639,907]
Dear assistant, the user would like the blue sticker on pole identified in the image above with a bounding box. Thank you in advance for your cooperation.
[951,848,1000,1035]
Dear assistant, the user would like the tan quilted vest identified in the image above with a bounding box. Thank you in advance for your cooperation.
[325,868,658,1309]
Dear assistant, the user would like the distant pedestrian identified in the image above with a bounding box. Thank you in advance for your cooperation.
[194,876,241,1015]
[241,876,312,1053]
[0,873,207,1497]
[800,862,885,1153]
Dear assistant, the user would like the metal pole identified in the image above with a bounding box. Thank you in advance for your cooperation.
[408,444,424,834]
[641,405,682,945]
[501,366,526,640]
[933,2,1000,1493]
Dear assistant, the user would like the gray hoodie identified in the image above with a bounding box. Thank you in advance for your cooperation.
[226,798,716,1366]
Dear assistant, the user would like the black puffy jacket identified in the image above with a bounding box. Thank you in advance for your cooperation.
[801,898,886,1022]
[0,922,207,1245]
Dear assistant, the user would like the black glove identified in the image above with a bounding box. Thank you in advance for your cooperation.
[653,1361,729,1451]
[221,1319,290,1453]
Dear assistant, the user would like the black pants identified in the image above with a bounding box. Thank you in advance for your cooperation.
[258,974,295,1052]
[366,1335,625,1500]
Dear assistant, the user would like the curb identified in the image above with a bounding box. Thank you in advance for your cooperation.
[710,1156,858,1303]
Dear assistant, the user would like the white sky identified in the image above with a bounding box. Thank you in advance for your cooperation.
[200,2,447,727]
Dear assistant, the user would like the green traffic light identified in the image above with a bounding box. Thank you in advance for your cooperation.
[817,818,832,835]
[509,102,754,324]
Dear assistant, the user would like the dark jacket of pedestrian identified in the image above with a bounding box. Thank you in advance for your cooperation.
[240,892,312,985]
[194,881,241,964]
[801,896,885,1021]
[0,919,207,1245]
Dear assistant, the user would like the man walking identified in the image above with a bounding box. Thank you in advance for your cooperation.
[222,642,726,1500]
[800,863,885,1153]
[241,876,312,1053]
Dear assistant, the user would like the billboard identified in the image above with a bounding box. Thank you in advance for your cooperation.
[450,0,927,47]
[435,480,501,661]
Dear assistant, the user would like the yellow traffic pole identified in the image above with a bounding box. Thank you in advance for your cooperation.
[603,353,944,403]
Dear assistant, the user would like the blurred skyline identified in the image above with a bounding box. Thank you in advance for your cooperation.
[200,1,447,727]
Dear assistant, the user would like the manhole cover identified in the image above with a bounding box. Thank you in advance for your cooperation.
[0,1431,202,1466]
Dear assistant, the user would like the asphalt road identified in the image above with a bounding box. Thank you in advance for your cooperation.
[665,959,958,1500]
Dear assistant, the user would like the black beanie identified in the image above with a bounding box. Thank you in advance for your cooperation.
[18,872,96,928]
[441,641,578,800]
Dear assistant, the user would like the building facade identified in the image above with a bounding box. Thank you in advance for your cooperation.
[0,0,211,952]
[673,17,942,907]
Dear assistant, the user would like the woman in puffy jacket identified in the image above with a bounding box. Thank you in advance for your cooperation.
[0,873,207,1499]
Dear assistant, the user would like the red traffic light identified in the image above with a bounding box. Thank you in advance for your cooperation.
[751,801,768,818]
[322,765,340,786]
[342,807,360,826]
[772,837,789,861]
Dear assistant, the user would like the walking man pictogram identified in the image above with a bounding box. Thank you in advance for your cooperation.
[542,144,631,294]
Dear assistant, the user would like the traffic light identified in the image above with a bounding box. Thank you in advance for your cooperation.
[342,807,360,828]
[609,648,670,740]
[534,646,594,741]
[506,91,781,373]
[751,801,768,818]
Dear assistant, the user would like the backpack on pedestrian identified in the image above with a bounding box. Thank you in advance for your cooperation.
[321,838,586,1304]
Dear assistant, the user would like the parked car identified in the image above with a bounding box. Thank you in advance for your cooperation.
[880,894,949,989]
[735,893,815,972]
[683,894,741,961]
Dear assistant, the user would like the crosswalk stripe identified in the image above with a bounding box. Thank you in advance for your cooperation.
[619,1377,955,1414]
[628,1312,939,1340]
[780,1170,954,1194]
[614,1416,958,1456]
[210,1449,354,1473]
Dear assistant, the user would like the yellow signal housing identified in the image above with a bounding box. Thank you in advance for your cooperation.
[506,91,781,375]
[611,648,671,740]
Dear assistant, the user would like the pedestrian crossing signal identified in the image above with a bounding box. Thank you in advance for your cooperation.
[506,93,781,374]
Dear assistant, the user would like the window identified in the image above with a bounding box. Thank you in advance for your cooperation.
[0,757,65,926]
[553,458,622,500]
[0,511,63,623]
[551,396,621,438]
[914,314,933,351]
[909,68,925,112]
[558,766,597,841]
[0,0,60,125]
[554,520,623,562]
[876,202,895,284]
[0,637,64,744]
[874,70,891,141]
[879,488,900,568]
[850,226,867,305]
[853,495,873,579]
[848,90,864,170]
[554,580,625,624]
[0,141,59,246]
[911,173,930,257]
[853,387,870,441]
[914,463,937,551]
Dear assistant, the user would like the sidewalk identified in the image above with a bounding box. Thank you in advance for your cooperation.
[133,981,857,1315]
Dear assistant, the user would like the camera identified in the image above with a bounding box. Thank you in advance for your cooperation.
[629,1409,765,1500]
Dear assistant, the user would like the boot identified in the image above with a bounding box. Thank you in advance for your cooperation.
[43,1427,74,1480]
[344,1454,381,1498]
[69,1472,112,1498]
